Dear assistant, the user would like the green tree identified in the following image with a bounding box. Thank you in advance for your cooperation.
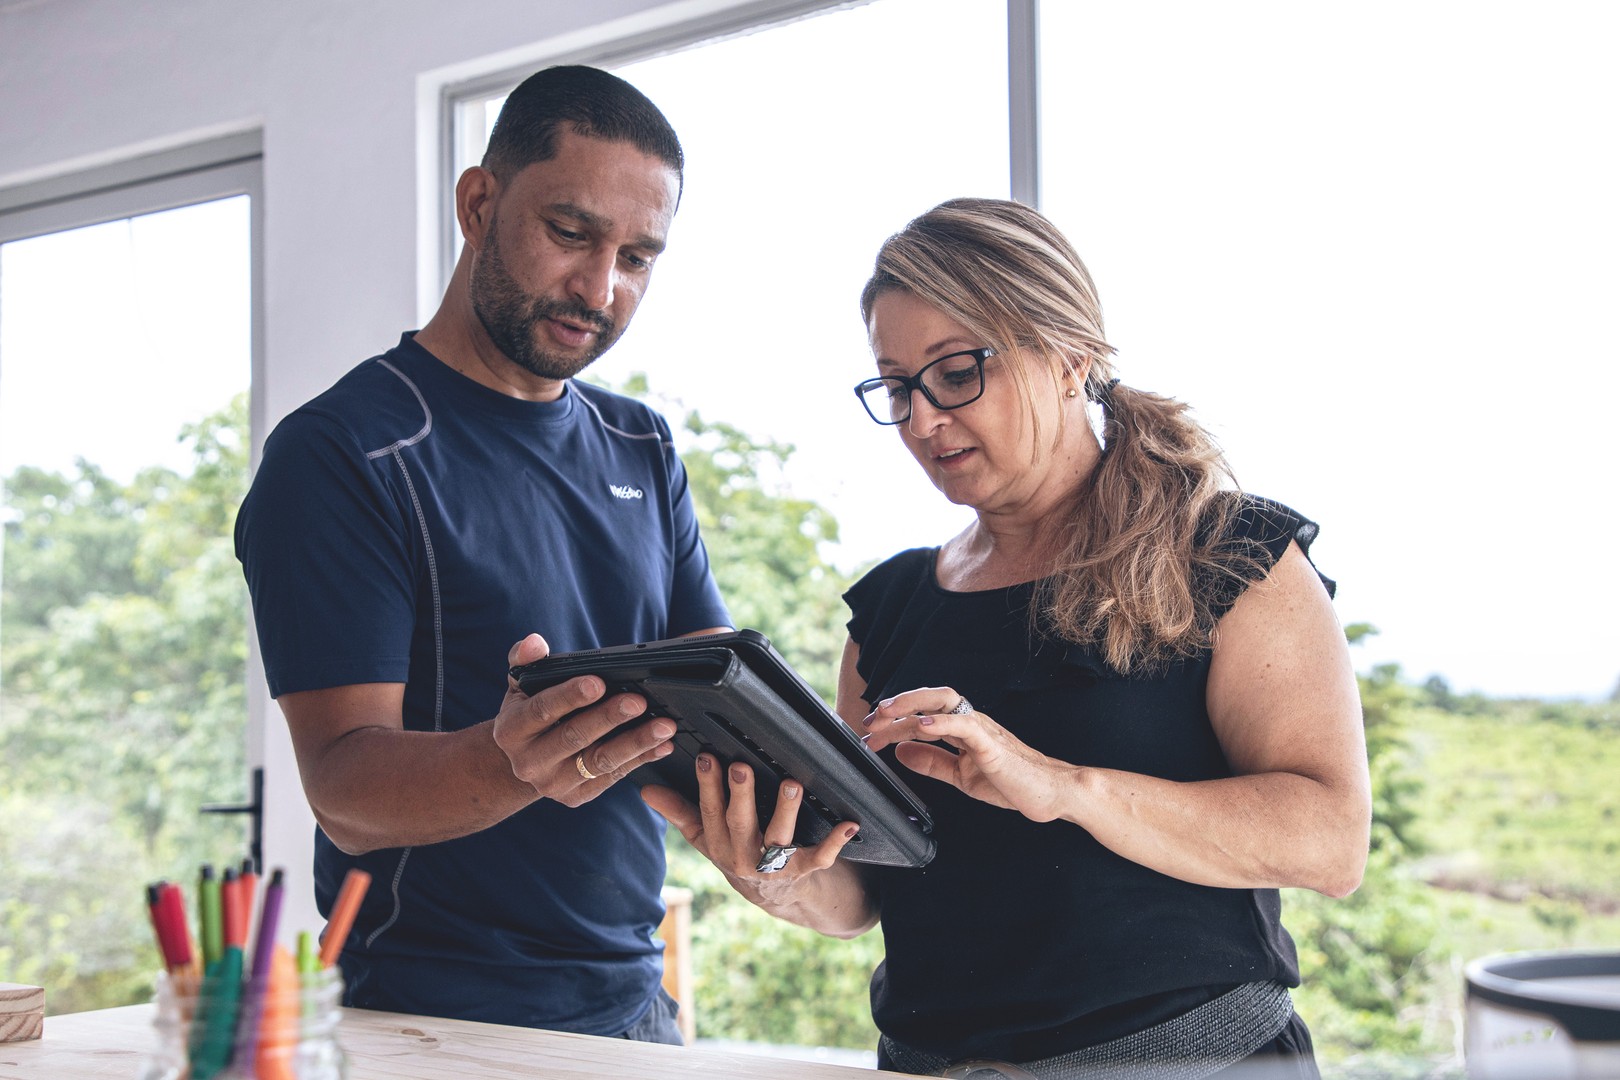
[1285,628,1446,1077]
[0,395,250,1013]
[615,372,853,700]
[612,373,882,1048]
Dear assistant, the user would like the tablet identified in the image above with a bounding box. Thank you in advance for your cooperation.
[509,630,936,868]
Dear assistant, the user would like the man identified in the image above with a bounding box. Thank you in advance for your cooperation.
[235,65,731,1042]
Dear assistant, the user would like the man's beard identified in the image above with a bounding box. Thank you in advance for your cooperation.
[470,224,622,381]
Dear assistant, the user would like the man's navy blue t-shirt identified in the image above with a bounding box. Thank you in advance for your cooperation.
[234,333,730,1034]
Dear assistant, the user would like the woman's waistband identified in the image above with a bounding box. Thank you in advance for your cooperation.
[878,979,1294,1080]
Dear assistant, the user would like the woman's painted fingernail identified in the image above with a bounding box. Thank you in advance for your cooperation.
[783,783,800,800]
[919,715,935,726]
[697,755,712,773]
[731,765,748,784]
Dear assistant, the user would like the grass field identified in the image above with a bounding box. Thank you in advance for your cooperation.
[1299,693,1620,1078]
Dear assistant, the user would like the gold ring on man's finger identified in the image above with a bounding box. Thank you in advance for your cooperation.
[575,753,599,781]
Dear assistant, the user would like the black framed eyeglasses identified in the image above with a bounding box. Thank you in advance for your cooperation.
[853,347,994,425]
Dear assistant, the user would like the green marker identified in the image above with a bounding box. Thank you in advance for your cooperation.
[296,930,318,978]
[296,929,319,1022]
[188,944,243,1080]
[199,864,223,972]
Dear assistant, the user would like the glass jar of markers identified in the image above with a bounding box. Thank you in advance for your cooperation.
[138,962,346,1080]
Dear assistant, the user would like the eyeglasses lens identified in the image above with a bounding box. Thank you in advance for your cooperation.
[922,352,984,410]
[856,350,987,425]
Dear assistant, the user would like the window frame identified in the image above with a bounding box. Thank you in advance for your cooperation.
[424,0,1040,306]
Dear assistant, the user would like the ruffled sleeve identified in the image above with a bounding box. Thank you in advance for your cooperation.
[842,548,940,700]
[844,548,936,648]
[1204,494,1335,622]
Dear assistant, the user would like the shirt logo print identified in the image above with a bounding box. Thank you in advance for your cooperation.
[608,483,644,500]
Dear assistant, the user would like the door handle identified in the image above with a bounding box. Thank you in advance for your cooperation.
[202,766,264,872]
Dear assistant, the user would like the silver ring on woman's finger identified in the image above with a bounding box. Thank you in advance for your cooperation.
[949,696,974,715]
[756,844,797,874]
[575,753,599,781]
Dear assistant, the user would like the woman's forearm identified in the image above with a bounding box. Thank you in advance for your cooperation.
[1065,765,1370,896]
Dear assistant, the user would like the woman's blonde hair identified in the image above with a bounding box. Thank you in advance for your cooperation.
[860,197,1256,674]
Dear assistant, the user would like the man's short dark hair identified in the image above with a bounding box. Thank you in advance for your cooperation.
[482,65,684,195]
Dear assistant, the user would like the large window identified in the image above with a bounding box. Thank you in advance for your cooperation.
[0,148,260,1011]
[439,0,1618,702]
[1038,1,1620,699]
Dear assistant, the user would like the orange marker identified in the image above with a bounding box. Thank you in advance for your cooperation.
[254,945,298,1080]
[318,868,372,968]
[240,858,260,925]
[221,867,246,949]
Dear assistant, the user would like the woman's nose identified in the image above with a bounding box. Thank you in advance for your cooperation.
[906,391,948,439]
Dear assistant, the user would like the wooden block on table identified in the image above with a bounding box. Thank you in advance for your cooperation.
[0,984,46,1042]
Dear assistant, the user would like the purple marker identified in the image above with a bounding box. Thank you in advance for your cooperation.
[232,867,286,1066]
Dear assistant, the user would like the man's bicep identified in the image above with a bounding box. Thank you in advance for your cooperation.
[277,682,407,783]
[239,415,417,696]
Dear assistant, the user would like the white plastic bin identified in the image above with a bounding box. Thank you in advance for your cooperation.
[1465,949,1620,1079]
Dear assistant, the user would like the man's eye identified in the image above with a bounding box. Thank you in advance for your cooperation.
[621,252,653,271]
[549,222,586,243]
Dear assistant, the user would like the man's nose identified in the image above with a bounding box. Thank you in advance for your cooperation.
[568,250,617,312]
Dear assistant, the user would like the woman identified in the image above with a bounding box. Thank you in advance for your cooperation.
[644,198,1370,1079]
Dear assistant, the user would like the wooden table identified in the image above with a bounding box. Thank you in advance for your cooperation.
[0,1004,909,1079]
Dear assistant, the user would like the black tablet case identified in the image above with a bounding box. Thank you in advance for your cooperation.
[510,630,936,868]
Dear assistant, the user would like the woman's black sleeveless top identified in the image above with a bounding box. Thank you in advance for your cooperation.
[843,495,1332,1063]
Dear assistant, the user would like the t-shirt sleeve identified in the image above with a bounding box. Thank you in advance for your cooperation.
[234,410,418,696]
[660,423,732,635]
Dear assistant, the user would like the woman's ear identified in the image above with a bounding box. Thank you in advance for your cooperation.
[454,166,499,251]
[1064,353,1094,395]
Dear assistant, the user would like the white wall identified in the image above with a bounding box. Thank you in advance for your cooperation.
[0,0,720,941]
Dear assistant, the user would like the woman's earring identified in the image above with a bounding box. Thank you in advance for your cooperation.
[1065,387,1078,399]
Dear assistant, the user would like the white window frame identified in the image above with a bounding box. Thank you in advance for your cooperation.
[419,0,1040,312]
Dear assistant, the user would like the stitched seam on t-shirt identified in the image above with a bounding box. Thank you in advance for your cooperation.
[358,451,443,952]
[572,388,671,447]
[364,847,412,949]
[363,359,434,459]
[392,450,445,731]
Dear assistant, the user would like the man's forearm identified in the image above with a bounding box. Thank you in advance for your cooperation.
[302,721,538,854]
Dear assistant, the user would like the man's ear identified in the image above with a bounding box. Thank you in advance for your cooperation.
[455,166,499,250]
